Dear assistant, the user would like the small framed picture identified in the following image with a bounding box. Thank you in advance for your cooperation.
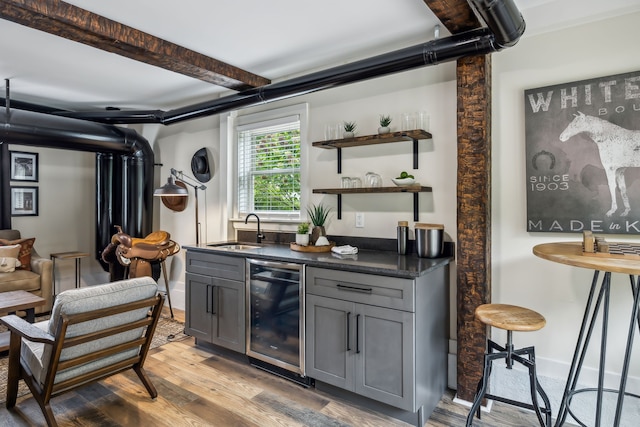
[10,187,39,216]
[10,151,39,182]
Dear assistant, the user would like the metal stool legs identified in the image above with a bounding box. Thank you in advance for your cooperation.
[466,332,552,426]
[160,260,174,318]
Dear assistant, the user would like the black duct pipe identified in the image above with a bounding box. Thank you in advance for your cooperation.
[41,0,524,125]
[0,109,154,270]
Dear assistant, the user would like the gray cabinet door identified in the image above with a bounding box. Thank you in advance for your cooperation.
[212,276,246,353]
[185,272,246,353]
[305,294,355,390]
[185,272,213,341]
[355,303,415,411]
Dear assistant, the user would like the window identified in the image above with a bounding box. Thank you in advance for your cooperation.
[235,106,307,220]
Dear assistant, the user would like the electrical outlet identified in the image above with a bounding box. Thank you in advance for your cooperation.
[355,212,365,228]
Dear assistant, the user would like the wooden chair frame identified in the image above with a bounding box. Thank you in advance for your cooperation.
[1,293,164,426]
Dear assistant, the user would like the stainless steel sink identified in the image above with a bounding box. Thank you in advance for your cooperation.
[207,242,261,251]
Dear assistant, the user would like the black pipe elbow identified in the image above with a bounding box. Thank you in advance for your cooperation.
[469,0,526,48]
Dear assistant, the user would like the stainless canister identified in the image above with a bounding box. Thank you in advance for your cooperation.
[415,223,444,258]
[397,220,408,255]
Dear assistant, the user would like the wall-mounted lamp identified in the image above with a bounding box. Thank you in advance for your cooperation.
[154,168,206,245]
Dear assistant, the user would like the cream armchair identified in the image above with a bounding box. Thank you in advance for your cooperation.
[0,229,53,313]
[1,277,163,427]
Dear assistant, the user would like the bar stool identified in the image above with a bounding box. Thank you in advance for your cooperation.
[466,304,552,427]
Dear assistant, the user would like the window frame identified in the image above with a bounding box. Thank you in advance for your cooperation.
[230,103,309,222]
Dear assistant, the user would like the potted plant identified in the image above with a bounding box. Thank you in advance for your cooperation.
[307,203,332,243]
[378,114,392,134]
[343,121,357,138]
[296,222,310,246]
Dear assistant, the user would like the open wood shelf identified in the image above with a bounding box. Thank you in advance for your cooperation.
[312,129,431,172]
[312,129,431,149]
[313,186,432,194]
[313,186,432,221]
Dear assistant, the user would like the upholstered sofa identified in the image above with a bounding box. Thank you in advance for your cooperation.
[0,229,53,314]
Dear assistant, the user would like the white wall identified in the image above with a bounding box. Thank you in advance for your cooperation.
[491,11,640,419]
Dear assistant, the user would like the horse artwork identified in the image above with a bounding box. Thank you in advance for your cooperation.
[559,112,640,217]
[524,69,640,234]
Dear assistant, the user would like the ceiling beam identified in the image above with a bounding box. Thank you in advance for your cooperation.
[0,0,271,91]
[423,0,482,34]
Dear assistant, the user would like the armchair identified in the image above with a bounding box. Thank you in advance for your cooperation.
[0,277,163,427]
[0,229,53,313]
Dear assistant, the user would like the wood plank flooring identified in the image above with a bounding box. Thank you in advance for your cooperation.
[0,308,544,426]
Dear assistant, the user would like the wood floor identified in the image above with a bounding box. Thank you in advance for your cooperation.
[0,309,544,426]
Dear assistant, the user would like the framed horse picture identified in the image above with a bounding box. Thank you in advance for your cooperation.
[524,70,640,235]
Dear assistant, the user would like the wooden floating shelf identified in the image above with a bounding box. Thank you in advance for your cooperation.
[313,186,432,194]
[313,186,432,221]
[312,129,432,172]
[312,129,432,149]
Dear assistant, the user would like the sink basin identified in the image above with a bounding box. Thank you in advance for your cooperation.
[207,242,261,251]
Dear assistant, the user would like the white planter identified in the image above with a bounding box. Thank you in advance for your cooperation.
[343,131,354,138]
[378,126,390,134]
[295,233,310,246]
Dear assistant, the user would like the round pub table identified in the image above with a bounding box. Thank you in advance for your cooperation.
[533,242,640,427]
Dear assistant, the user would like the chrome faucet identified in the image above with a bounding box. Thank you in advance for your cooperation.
[244,213,265,243]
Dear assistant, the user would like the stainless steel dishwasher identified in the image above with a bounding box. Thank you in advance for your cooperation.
[246,259,310,385]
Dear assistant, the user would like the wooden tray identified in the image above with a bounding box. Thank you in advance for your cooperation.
[290,242,335,253]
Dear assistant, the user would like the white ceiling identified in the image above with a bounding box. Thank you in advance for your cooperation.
[1,0,639,112]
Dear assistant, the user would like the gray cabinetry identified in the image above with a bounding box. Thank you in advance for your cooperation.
[185,251,245,353]
[305,265,447,425]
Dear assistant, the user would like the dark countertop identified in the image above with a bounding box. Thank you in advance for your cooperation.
[184,241,452,279]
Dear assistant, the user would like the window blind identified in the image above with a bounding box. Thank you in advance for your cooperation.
[237,118,301,215]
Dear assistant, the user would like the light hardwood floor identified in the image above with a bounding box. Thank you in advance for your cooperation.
[0,308,543,426]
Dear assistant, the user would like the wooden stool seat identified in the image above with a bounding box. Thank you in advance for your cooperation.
[475,303,546,332]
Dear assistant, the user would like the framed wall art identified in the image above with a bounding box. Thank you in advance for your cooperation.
[524,70,640,235]
[10,151,38,182]
[10,187,38,216]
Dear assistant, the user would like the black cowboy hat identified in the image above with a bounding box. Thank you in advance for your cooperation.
[191,147,213,183]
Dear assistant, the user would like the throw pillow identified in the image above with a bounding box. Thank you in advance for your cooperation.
[0,238,36,271]
[0,257,21,273]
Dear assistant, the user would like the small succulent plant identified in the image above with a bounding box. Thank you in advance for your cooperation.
[343,121,357,133]
[307,203,332,227]
[379,114,392,127]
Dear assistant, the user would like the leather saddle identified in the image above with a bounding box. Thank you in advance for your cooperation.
[104,226,180,279]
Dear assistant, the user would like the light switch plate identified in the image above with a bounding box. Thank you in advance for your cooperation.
[355,212,364,228]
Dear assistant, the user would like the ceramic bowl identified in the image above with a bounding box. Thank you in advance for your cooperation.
[392,177,416,186]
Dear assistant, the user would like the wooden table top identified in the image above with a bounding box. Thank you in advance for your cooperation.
[533,242,640,275]
[0,290,46,313]
[50,251,90,259]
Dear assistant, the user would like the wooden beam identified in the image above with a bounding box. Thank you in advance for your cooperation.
[424,0,491,402]
[455,54,491,402]
[0,0,270,91]
[422,0,482,33]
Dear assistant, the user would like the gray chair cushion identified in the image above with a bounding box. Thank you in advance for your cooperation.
[21,277,158,385]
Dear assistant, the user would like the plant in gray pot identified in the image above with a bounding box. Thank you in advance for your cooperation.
[378,114,392,134]
[307,203,332,244]
[343,121,357,138]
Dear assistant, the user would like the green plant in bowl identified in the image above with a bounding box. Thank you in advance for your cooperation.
[343,121,357,133]
[297,222,310,234]
[379,114,392,127]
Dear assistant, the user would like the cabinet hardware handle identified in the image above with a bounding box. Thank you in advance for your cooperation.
[356,313,361,354]
[211,285,217,315]
[346,311,351,351]
[336,283,373,294]
[206,285,211,314]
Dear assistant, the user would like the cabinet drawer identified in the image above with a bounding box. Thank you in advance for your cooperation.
[306,267,414,312]
[186,251,245,281]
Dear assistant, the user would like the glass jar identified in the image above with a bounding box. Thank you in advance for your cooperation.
[365,172,382,188]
